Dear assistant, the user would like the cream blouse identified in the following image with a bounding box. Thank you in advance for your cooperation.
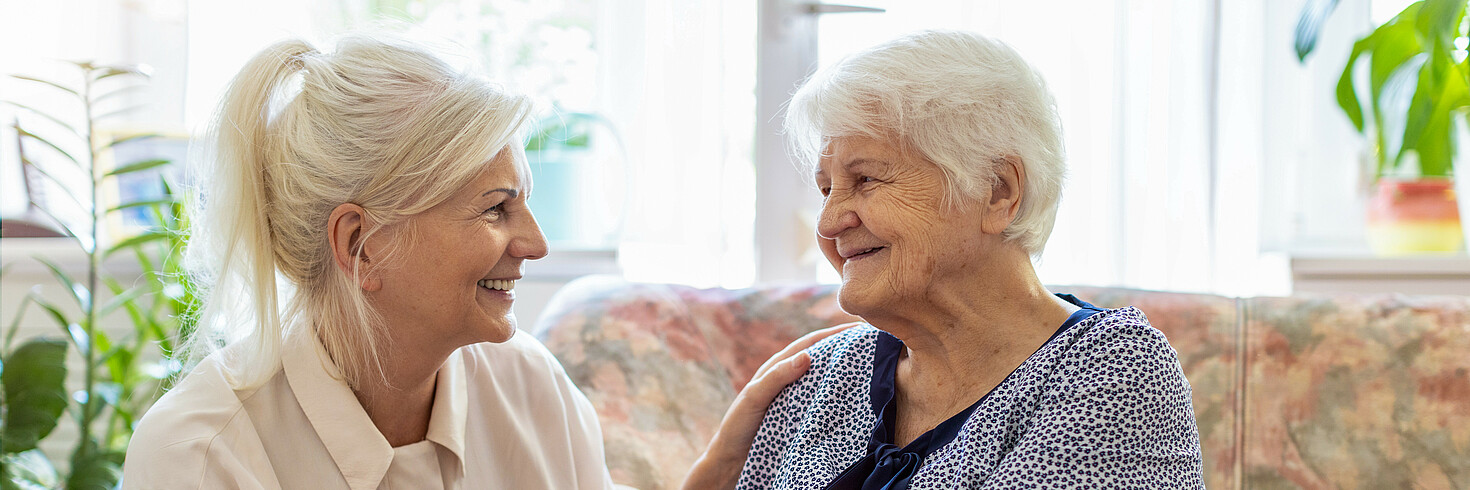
[122,330,615,489]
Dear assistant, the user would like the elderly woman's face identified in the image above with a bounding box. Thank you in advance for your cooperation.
[369,148,548,347]
[814,135,991,318]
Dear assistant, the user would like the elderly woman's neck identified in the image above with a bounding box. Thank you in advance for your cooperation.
[878,250,1074,370]
[879,251,1076,445]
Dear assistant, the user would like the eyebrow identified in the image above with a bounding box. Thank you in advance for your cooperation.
[814,158,887,178]
[482,188,519,198]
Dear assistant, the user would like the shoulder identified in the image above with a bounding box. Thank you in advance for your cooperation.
[1062,307,1185,381]
[123,355,273,488]
[740,323,880,486]
[776,322,880,403]
[1038,305,1198,438]
[804,322,880,374]
[458,331,614,488]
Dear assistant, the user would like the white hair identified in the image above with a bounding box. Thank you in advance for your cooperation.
[182,34,532,390]
[786,30,1065,257]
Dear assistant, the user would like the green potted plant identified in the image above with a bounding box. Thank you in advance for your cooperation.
[1296,0,1470,255]
[1,62,193,489]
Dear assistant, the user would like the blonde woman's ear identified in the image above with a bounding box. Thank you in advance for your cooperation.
[327,203,381,291]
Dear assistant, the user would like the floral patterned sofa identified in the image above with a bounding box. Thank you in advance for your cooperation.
[531,275,1470,490]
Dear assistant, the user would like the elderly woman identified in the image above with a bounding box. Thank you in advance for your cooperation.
[728,31,1205,489]
[121,34,822,490]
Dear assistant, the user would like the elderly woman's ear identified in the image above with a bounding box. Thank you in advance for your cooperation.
[980,156,1026,235]
[328,203,383,292]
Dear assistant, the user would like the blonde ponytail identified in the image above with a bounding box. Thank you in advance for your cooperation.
[182,35,531,390]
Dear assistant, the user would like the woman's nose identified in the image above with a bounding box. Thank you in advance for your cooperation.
[815,197,859,240]
[514,212,550,260]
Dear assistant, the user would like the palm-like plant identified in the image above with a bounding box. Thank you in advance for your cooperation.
[0,62,193,490]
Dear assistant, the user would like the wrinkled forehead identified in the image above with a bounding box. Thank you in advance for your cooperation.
[812,134,907,178]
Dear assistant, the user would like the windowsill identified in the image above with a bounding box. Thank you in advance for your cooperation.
[1290,253,1470,295]
[0,236,141,277]
[523,248,620,281]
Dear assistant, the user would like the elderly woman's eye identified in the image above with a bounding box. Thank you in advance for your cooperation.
[819,186,832,197]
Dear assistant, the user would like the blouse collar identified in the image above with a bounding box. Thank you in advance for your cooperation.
[283,331,469,489]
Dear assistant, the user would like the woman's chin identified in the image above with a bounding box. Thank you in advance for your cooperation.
[473,317,518,344]
[835,282,884,319]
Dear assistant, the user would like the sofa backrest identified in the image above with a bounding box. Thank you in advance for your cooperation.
[534,276,1470,490]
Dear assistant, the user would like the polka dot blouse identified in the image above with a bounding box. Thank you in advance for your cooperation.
[736,296,1205,489]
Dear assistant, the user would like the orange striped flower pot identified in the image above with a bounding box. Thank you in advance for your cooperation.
[1366,178,1463,255]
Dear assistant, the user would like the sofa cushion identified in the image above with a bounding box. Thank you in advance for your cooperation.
[532,276,856,489]
[535,277,1470,490]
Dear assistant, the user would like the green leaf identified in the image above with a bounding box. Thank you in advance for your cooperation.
[15,127,80,167]
[1400,41,1465,176]
[1,338,68,453]
[1293,0,1341,62]
[1414,0,1465,43]
[21,155,89,211]
[28,295,83,352]
[1412,63,1469,176]
[3,291,36,353]
[33,257,90,312]
[104,231,170,259]
[1333,39,1365,132]
[65,439,122,490]
[22,202,89,253]
[0,449,59,490]
[102,278,150,344]
[96,283,147,319]
[104,345,134,386]
[1358,11,1427,174]
[106,198,173,214]
[1366,12,1423,110]
[92,64,151,81]
[2,101,78,135]
[9,75,78,97]
[3,294,33,354]
[101,158,170,178]
[96,133,159,154]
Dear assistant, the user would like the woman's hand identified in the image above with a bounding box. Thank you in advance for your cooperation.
[681,324,854,490]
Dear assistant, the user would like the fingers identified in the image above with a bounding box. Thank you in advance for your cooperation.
[681,324,855,490]
[740,351,811,406]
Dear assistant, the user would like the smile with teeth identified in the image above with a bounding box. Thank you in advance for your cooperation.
[478,279,516,291]
[850,247,884,259]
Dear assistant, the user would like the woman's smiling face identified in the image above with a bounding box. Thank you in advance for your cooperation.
[814,135,992,320]
[368,147,548,348]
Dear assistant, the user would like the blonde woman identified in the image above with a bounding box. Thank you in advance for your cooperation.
[122,34,824,490]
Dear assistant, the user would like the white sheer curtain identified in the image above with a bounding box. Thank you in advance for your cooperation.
[597,1,758,287]
[812,0,1302,296]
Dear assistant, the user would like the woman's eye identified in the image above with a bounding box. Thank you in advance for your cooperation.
[858,176,878,186]
[483,204,505,222]
[819,186,832,197]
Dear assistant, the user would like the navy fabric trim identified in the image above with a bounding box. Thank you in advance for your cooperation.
[823,294,1104,490]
